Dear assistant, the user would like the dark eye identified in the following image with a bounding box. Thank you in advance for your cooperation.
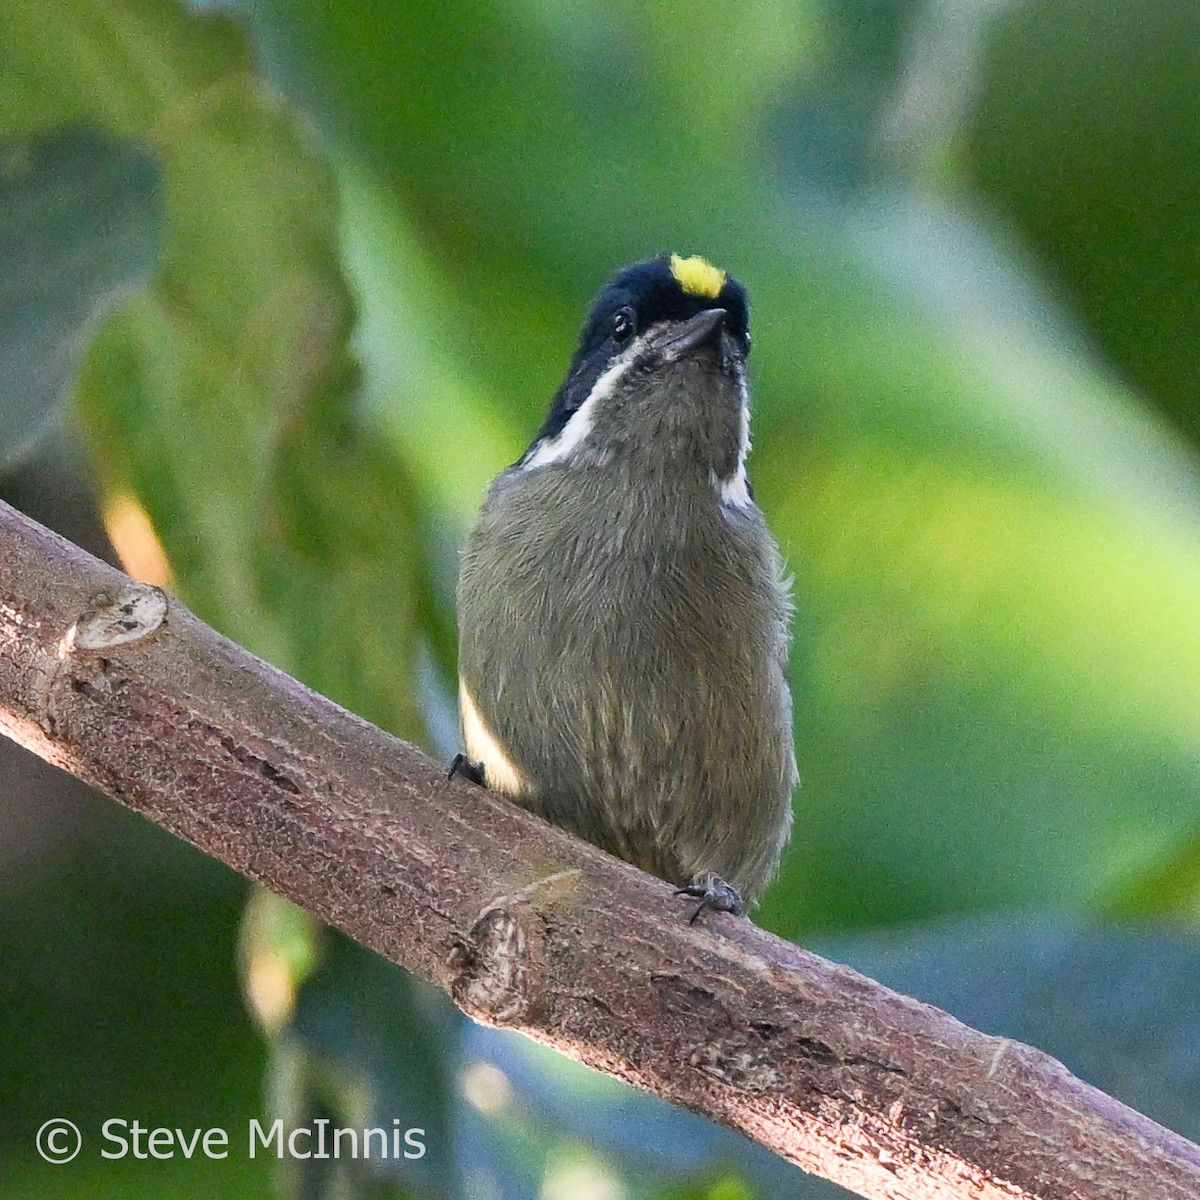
[611,307,636,343]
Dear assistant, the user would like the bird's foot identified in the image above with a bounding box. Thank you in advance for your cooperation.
[675,873,745,924]
[447,753,487,787]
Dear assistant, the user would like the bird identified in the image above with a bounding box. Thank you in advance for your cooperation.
[453,253,796,920]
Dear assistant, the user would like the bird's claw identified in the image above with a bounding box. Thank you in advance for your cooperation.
[447,753,487,787]
[674,873,745,924]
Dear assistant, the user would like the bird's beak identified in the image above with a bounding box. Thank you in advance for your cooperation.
[649,308,727,364]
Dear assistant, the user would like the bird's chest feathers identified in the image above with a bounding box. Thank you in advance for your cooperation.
[484,467,760,628]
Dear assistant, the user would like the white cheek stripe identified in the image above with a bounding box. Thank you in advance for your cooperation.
[520,352,634,470]
[526,347,755,510]
[713,372,753,509]
[459,680,527,796]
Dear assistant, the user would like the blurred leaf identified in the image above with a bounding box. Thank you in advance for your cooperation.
[0,794,271,1199]
[0,128,160,466]
[727,202,1200,934]
[1105,826,1200,921]
[456,1026,811,1200]
[241,898,462,1200]
[0,0,423,734]
[236,0,814,436]
[967,0,1200,442]
[771,0,921,193]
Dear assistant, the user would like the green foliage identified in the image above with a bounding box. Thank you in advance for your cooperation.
[969,0,1200,437]
[0,801,272,1198]
[4,0,1200,1197]
[0,129,160,466]
[2,0,423,732]
[240,894,459,1199]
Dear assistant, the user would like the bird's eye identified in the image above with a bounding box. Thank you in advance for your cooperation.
[611,307,636,343]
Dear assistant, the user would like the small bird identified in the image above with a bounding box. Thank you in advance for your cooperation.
[455,254,796,919]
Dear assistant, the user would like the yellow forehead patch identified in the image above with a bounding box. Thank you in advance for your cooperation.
[669,253,726,299]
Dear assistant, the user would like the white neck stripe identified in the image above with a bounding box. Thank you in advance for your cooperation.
[712,466,753,508]
[522,349,754,507]
[712,368,753,509]
[520,352,634,470]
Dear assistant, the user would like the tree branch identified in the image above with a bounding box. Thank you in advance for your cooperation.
[0,496,1196,1200]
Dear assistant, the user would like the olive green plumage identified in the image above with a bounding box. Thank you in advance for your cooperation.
[456,255,796,912]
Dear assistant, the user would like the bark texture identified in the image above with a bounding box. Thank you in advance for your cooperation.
[1,497,1197,1200]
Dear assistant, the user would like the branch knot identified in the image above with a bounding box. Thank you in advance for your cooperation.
[449,905,532,1024]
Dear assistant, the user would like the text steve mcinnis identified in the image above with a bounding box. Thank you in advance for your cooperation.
[93,1117,428,1161]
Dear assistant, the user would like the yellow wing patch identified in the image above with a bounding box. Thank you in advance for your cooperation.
[459,680,528,796]
[669,253,726,299]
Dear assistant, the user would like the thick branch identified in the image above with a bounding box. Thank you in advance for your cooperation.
[0,496,1196,1200]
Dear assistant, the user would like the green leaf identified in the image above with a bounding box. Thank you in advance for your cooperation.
[967,0,1200,444]
[2,9,443,1197]
[0,0,423,734]
[241,894,462,1200]
[0,803,271,1200]
[0,128,160,466]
